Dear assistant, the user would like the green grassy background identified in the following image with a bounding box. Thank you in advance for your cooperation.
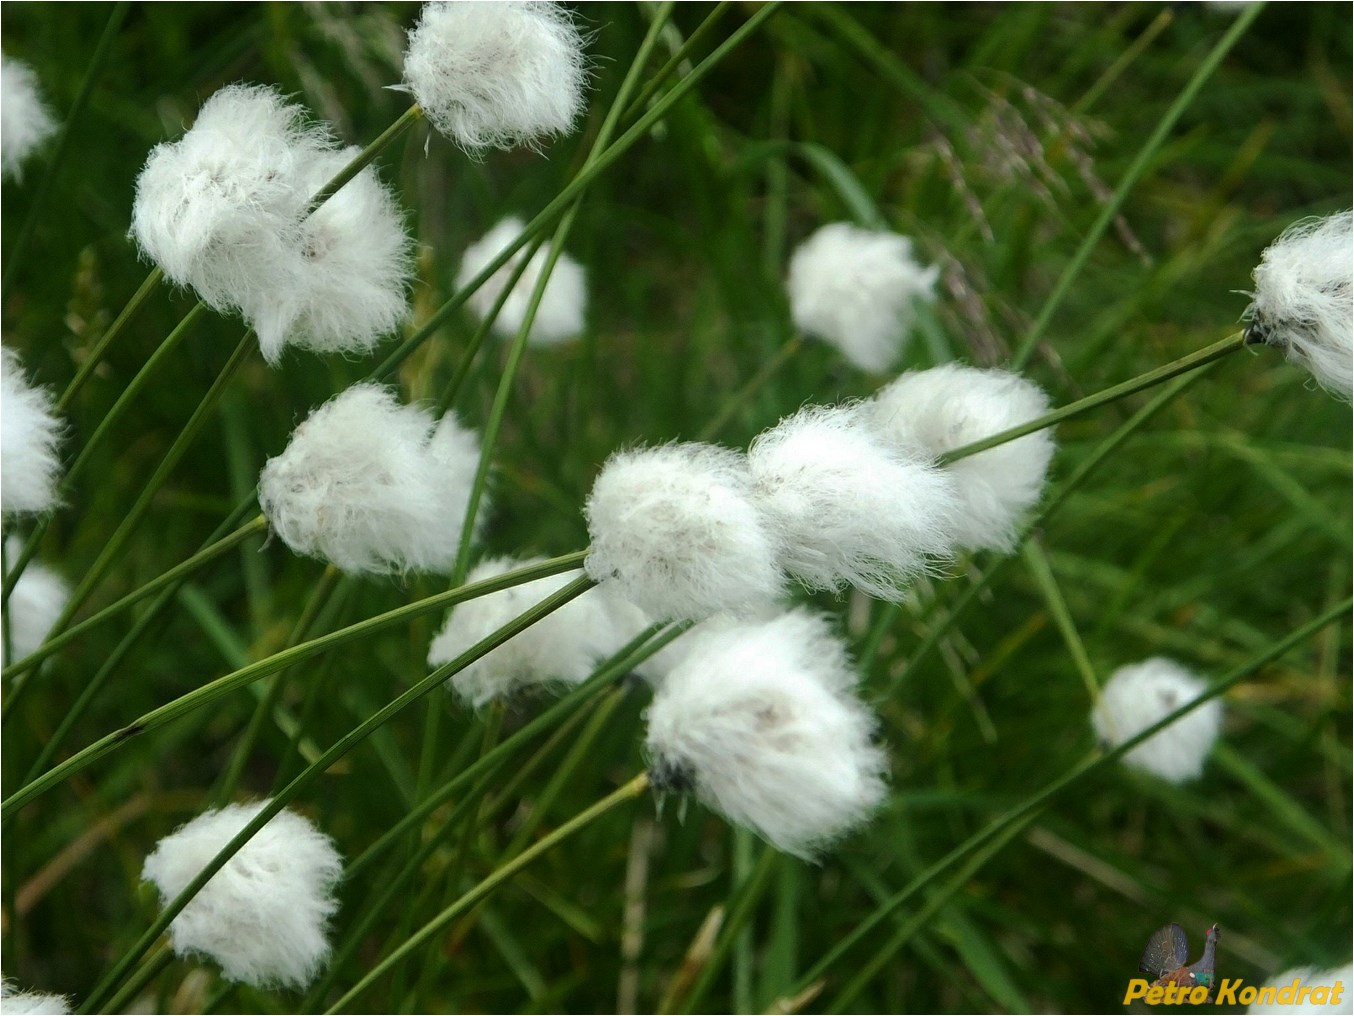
[2,3,1350,1013]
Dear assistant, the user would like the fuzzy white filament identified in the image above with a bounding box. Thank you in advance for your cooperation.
[1246,210,1353,401]
[0,978,71,1015]
[584,443,785,622]
[130,84,412,365]
[429,556,647,707]
[1,57,57,181]
[1,349,64,518]
[1248,962,1353,1014]
[402,1,588,153]
[747,404,958,598]
[2,537,69,667]
[258,384,482,575]
[786,222,939,373]
[457,217,587,345]
[645,610,887,859]
[1090,658,1222,784]
[140,801,343,990]
[869,364,1055,552]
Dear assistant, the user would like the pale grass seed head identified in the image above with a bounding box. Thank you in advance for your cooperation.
[402,1,588,153]
[747,403,959,599]
[429,555,649,707]
[786,222,940,373]
[258,384,482,576]
[1246,210,1353,402]
[583,443,785,622]
[1,978,71,1015]
[1,348,64,518]
[869,363,1055,552]
[1090,657,1222,784]
[457,216,587,345]
[1,57,57,182]
[644,609,887,859]
[2,537,69,668]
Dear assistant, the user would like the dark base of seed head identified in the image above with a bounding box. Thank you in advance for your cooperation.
[649,756,695,793]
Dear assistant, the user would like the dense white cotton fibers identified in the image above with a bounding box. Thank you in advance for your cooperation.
[2,537,69,667]
[402,1,588,153]
[787,222,939,372]
[457,217,587,344]
[0,978,71,1015]
[429,556,648,707]
[1,57,57,181]
[1,348,64,518]
[1091,657,1222,784]
[747,404,958,599]
[1246,210,1353,401]
[869,364,1054,552]
[645,610,886,859]
[258,384,482,575]
[584,443,785,622]
[141,801,342,989]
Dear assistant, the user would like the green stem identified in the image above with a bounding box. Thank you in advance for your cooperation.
[57,267,165,412]
[96,944,173,1016]
[305,104,424,214]
[1071,7,1174,116]
[698,334,806,442]
[622,2,732,120]
[1021,540,1100,701]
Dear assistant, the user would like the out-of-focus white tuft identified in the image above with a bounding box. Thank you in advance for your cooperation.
[2,537,69,668]
[140,801,343,990]
[1246,210,1353,401]
[245,147,412,365]
[584,443,785,622]
[747,404,958,599]
[1,57,57,181]
[402,1,588,153]
[259,384,482,576]
[644,610,887,859]
[1248,962,1354,1014]
[1,348,64,518]
[1,978,72,1015]
[429,556,649,707]
[456,217,586,345]
[1090,658,1222,784]
[869,364,1055,552]
[786,222,939,373]
[130,84,412,365]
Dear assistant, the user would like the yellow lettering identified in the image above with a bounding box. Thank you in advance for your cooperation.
[1189,985,1208,1005]
[1332,981,1345,1006]
[1253,986,1275,1006]
[1278,977,1302,1004]
[1215,979,1239,1005]
[1296,986,1311,1006]
[1146,985,1165,1004]
[1162,983,1178,1005]
[1124,979,1150,1003]
[1311,986,1330,1005]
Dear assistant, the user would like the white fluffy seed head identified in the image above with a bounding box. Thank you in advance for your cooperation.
[869,364,1055,552]
[1,57,57,182]
[584,443,785,622]
[645,610,887,859]
[457,217,587,345]
[140,801,343,990]
[1,978,71,1016]
[1247,962,1354,1014]
[258,384,482,576]
[429,555,648,707]
[1090,658,1222,784]
[786,222,939,373]
[402,1,588,153]
[1,348,64,518]
[747,403,958,599]
[2,537,69,668]
[1246,210,1353,401]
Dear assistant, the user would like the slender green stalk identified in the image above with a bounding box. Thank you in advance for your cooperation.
[1071,7,1174,116]
[1022,541,1100,701]
[698,334,806,442]
[304,104,424,213]
[323,772,651,1015]
[3,552,587,817]
[623,2,732,120]
[97,944,172,1016]
[57,267,165,411]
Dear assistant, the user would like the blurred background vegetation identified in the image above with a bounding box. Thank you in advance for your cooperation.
[2,3,1350,1012]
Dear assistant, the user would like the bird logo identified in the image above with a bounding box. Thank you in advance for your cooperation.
[1139,923,1220,1001]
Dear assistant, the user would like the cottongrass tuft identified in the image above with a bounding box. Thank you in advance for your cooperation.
[457,216,587,345]
[1090,657,1222,784]
[141,801,343,990]
[429,556,647,707]
[1,348,64,518]
[1245,210,1353,401]
[1,978,71,1015]
[645,610,887,859]
[0,57,57,181]
[584,443,785,622]
[402,1,588,153]
[259,383,482,576]
[1247,961,1354,1014]
[747,403,958,599]
[2,537,69,667]
[786,222,939,373]
[869,363,1055,552]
